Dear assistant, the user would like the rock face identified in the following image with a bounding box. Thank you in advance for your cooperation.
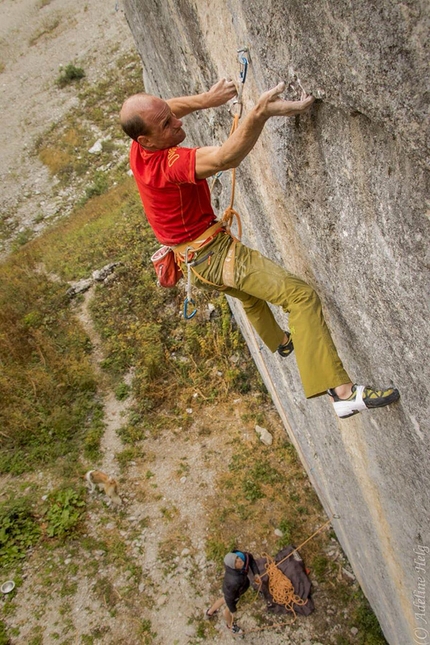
[123,2,429,643]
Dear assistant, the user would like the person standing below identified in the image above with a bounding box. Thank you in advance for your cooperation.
[206,550,261,634]
[119,78,400,419]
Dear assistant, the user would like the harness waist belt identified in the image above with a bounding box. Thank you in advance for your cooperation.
[172,222,225,256]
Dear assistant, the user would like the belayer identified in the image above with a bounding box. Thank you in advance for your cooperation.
[120,77,400,418]
[205,550,261,635]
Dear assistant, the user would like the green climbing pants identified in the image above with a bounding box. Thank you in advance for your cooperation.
[186,232,351,399]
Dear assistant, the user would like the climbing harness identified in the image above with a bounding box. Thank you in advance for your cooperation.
[239,516,338,635]
[180,48,249,318]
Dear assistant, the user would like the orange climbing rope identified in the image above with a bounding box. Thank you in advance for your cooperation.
[218,112,242,240]
[210,48,249,241]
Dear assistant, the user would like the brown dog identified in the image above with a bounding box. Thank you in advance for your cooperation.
[85,470,122,506]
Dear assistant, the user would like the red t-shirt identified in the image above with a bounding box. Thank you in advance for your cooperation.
[130,141,216,245]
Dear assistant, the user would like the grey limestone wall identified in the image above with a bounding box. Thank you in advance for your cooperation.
[123,1,429,643]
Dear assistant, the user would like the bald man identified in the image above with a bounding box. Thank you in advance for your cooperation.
[120,79,399,418]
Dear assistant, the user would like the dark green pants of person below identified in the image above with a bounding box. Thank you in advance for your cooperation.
[184,232,351,399]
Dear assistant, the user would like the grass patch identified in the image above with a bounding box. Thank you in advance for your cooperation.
[0,257,100,475]
[137,618,156,645]
[56,63,85,88]
[11,227,34,250]
[116,446,144,470]
[29,15,61,46]
[27,178,143,280]
[352,590,388,644]
[0,496,41,570]
[0,621,9,645]
[44,487,86,539]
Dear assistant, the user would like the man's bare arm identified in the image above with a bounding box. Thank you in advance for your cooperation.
[195,83,315,179]
[166,78,237,118]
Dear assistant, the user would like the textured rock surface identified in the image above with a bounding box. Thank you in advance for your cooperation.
[123,1,429,643]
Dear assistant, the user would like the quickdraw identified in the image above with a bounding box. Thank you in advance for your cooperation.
[230,47,249,117]
[183,246,197,320]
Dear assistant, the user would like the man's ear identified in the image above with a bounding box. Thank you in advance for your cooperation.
[137,134,152,148]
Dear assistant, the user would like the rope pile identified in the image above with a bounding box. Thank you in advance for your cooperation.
[261,552,308,620]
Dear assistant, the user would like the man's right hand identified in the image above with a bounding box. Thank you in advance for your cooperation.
[205,78,237,108]
[256,82,315,119]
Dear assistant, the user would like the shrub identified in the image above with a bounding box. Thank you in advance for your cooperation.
[0,620,10,645]
[0,497,41,568]
[45,488,86,538]
[56,63,85,88]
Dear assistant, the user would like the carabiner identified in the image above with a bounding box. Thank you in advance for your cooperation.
[229,99,243,119]
[183,297,197,320]
[237,47,249,85]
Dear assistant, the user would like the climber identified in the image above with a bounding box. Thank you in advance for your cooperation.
[119,78,400,418]
[205,550,261,634]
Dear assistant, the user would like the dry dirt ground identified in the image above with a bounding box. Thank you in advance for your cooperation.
[0,2,360,644]
[0,0,134,257]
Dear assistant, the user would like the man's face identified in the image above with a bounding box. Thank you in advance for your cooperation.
[234,557,243,569]
[139,97,186,150]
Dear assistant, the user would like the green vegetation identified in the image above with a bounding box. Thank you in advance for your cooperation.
[0,620,9,645]
[56,63,85,88]
[45,488,86,538]
[137,618,156,645]
[0,256,101,475]
[0,497,40,568]
[353,590,388,644]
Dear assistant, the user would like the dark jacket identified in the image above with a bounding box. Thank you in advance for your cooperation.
[222,551,259,613]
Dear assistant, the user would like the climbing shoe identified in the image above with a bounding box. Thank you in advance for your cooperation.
[277,331,294,358]
[328,384,400,419]
[227,623,243,635]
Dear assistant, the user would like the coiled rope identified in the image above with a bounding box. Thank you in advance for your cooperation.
[261,551,308,618]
